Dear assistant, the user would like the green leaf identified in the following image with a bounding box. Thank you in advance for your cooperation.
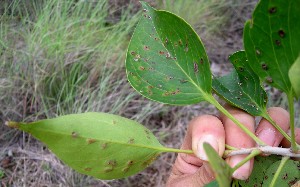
[238,155,280,186]
[263,159,300,187]
[213,51,268,116]
[289,55,300,98]
[126,2,212,105]
[205,180,219,187]
[244,0,300,95]
[9,113,165,179]
[203,143,232,187]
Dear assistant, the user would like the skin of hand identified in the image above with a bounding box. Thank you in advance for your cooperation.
[166,106,300,187]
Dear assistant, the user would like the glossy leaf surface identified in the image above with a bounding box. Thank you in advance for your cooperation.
[244,0,300,95]
[213,51,267,116]
[289,55,300,98]
[126,2,212,105]
[12,113,164,179]
[203,143,232,187]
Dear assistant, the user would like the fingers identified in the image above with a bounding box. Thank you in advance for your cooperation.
[220,105,256,180]
[281,128,300,147]
[167,115,225,186]
[256,107,290,146]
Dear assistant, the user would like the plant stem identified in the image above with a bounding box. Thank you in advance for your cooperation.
[232,149,261,172]
[287,91,298,152]
[224,146,300,158]
[207,96,266,146]
[262,113,291,142]
[162,147,193,154]
[270,156,289,187]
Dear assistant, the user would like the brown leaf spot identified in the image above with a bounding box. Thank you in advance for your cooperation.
[278,29,285,38]
[200,58,204,64]
[269,7,277,14]
[101,143,108,149]
[128,138,135,144]
[87,138,97,144]
[122,167,130,173]
[130,51,136,56]
[71,132,78,138]
[84,167,92,171]
[194,62,199,73]
[127,160,134,166]
[261,63,268,70]
[266,77,273,83]
[159,51,165,55]
[275,39,281,46]
[143,45,150,50]
[139,66,145,71]
[282,173,288,180]
[107,160,117,167]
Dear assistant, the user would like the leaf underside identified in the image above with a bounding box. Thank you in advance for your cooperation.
[126,2,212,105]
[16,113,164,179]
[244,0,300,96]
[289,55,300,98]
[203,143,232,187]
[213,51,268,116]
[238,155,300,187]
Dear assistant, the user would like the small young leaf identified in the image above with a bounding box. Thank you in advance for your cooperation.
[203,143,232,187]
[263,159,300,187]
[244,0,300,95]
[213,51,268,116]
[126,2,212,105]
[289,55,300,98]
[8,113,165,179]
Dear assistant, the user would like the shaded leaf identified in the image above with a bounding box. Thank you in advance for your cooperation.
[289,55,300,98]
[238,155,280,186]
[213,51,268,116]
[205,180,219,187]
[126,2,212,105]
[203,143,232,187]
[244,0,300,95]
[263,159,300,187]
[8,113,164,179]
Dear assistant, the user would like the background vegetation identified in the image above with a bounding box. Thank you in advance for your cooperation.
[2,0,296,186]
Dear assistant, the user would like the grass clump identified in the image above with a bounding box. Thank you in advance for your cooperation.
[0,0,244,186]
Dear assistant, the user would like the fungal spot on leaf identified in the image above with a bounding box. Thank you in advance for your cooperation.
[84,167,92,171]
[122,167,130,173]
[165,38,168,44]
[238,82,242,86]
[101,143,108,149]
[106,160,117,167]
[178,39,183,46]
[148,15,151,19]
[163,91,170,96]
[266,77,273,83]
[256,49,261,56]
[275,39,281,46]
[261,63,268,70]
[200,58,204,64]
[278,29,285,38]
[128,138,135,144]
[139,66,145,71]
[143,9,148,12]
[143,46,150,50]
[104,167,113,173]
[194,62,199,73]
[159,51,165,55]
[184,46,189,52]
[71,132,78,138]
[148,85,154,89]
[238,67,244,72]
[166,52,171,59]
[269,7,277,14]
[127,160,134,166]
[130,51,136,56]
[87,138,97,144]
[180,79,188,83]
[154,37,159,41]
[158,84,162,88]
[282,173,288,180]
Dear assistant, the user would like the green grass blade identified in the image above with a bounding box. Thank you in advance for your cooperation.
[126,2,212,105]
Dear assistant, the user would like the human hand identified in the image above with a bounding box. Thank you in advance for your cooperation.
[167,106,300,187]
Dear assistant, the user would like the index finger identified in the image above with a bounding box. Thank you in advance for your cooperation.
[220,105,256,180]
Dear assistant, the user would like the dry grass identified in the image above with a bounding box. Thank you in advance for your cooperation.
[2,0,294,187]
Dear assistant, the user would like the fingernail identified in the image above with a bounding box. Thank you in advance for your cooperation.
[197,135,219,161]
[257,128,276,146]
[229,156,251,180]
